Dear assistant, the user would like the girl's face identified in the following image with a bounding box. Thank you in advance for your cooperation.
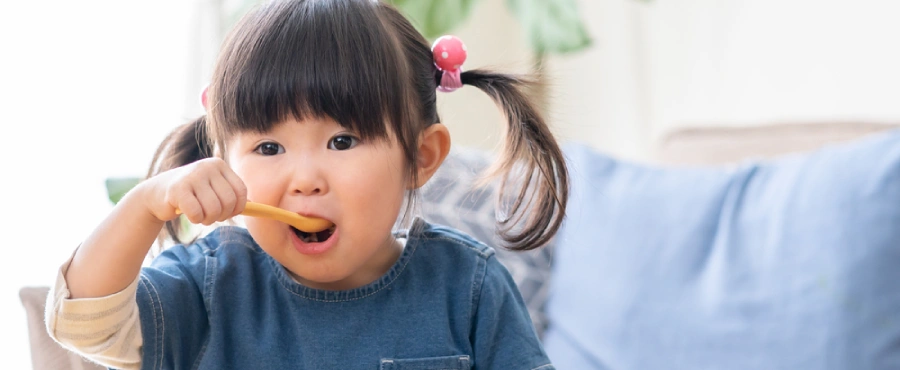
[226,117,407,290]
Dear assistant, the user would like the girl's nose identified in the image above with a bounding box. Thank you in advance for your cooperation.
[289,170,327,195]
[293,185,321,195]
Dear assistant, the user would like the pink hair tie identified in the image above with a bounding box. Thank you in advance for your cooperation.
[200,85,209,110]
[432,36,467,93]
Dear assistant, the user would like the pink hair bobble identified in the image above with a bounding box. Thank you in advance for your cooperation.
[432,35,467,93]
[200,85,209,110]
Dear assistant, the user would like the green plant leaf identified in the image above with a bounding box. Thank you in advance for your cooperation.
[388,0,480,39]
[507,0,592,54]
[180,215,194,235]
[105,177,141,205]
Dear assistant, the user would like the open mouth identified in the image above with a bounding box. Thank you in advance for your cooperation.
[291,225,336,243]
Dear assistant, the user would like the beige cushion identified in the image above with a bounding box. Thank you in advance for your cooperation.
[653,122,900,166]
[19,287,104,370]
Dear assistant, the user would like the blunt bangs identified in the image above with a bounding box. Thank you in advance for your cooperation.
[209,0,413,142]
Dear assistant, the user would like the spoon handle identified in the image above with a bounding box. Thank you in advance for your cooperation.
[175,202,332,232]
[241,202,332,232]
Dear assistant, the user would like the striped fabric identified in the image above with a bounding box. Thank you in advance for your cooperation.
[45,255,143,370]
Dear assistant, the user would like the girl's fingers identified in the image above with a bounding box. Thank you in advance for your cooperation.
[161,158,244,225]
[208,176,238,222]
[194,183,223,226]
[220,167,248,215]
[177,195,205,224]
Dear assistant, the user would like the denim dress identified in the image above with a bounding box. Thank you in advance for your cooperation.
[134,218,553,370]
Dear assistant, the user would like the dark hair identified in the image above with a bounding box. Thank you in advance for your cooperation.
[148,0,567,251]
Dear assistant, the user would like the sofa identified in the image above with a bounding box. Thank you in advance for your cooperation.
[20,122,900,369]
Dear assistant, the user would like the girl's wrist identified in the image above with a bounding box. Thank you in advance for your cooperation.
[120,181,168,225]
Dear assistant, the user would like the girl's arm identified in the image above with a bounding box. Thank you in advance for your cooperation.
[64,157,247,299]
[64,185,165,298]
[46,260,144,370]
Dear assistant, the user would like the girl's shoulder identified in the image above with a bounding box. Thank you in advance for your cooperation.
[151,226,262,266]
[196,225,260,252]
[406,217,496,260]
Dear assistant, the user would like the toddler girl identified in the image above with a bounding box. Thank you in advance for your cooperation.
[46,1,567,369]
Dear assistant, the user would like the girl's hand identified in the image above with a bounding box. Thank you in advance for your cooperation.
[137,157,248,225]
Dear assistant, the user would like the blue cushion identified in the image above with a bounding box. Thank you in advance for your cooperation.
[544,129,900,369]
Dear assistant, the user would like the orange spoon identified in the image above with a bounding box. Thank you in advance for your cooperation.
[176,202,332,232]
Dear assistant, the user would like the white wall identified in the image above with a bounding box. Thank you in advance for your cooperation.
[544,0,652,159]
[545,0,900,160]
[0,1,194,368]
[446,0,900,160]
[634,0,899,136]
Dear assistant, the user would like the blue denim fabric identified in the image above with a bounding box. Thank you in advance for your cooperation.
[134,218,552,370]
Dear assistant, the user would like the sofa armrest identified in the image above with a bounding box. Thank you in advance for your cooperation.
[654,122,899,165]
[19,286,105,370]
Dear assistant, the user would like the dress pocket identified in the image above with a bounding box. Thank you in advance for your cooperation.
[379,355,471,370]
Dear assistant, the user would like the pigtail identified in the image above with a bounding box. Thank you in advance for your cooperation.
[459,70,569,251]
[145,115,213,245]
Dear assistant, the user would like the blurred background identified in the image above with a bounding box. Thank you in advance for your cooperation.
[2,0,900,367]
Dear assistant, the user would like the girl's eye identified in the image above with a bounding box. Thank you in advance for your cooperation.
[328,135,359,151]
[254,142,284,156]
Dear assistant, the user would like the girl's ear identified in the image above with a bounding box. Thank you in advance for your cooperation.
[410,123,451,189]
